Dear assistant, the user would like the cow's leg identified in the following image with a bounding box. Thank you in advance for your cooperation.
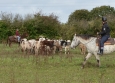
[81,48,83,54]
[65,46,67,54]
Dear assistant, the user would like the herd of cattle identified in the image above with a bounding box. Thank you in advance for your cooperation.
[19,37,87,56]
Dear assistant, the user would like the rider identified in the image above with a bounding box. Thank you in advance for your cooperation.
[15,29,20,42]
[97,17,110,55]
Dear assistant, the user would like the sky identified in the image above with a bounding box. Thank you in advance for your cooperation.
[0,0,115,23]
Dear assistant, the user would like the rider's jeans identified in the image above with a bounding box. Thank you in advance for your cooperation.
[100,35,110,48]
[17,36,20,42]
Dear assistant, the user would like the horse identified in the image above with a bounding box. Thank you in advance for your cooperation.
[71,34,115,68]
[6,32,28,47]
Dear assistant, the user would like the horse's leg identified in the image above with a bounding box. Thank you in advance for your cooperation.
[9,41,11,47]
[18,42,20,46]
[94,52,101,67]
[82,52,92,69]
[6,38,10,46]
[6,39,8,46]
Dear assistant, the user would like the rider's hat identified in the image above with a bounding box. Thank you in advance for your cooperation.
[102,17,107,22]
[16,29,19,31]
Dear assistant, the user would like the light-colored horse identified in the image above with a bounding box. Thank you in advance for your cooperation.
[71,34,115,68]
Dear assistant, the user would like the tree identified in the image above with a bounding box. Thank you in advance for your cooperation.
[23,12,61,39]
[90,5,115,19]
[68,9,90,24]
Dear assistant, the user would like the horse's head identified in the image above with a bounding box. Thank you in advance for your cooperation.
[71,34,80,49]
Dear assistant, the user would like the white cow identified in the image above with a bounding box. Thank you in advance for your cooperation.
[28,39,36,54]
[20,39,36,54]
[20,38,27,52]
[34,40,41,55]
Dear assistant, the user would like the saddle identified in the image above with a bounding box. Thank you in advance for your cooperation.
[14,35,17,38]
[96,38,115,46]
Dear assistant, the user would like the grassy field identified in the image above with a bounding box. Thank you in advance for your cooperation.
[0,44,115,83]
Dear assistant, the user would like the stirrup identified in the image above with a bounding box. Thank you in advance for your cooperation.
[97,52,103,55]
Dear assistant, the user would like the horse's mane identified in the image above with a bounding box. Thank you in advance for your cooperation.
[76,34,96,40]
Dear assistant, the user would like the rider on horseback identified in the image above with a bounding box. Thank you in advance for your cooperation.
[97,17,110,55]
[15,29,20,42]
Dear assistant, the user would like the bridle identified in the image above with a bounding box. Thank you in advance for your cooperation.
[83,37,96,45]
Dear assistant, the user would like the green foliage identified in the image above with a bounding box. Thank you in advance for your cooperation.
[90,5,115,18]
[0,21,10,42]
[23,13,61,39]
[68,9,90,23]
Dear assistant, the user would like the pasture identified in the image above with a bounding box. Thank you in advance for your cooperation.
[0,44,115,83]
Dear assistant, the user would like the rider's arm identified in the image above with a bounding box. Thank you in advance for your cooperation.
[99,24,108,35]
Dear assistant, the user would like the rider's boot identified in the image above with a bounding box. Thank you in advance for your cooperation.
[97,49,103,55]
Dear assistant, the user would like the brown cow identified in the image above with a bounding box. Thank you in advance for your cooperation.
[40,40,54,55]
[78,43,87,55]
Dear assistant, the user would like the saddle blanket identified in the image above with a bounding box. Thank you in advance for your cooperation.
[96,38,115,46]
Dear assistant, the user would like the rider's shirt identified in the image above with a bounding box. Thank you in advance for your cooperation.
[15,31,20,36]
[99,23,110,37]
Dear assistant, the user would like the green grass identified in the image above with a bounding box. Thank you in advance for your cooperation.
[0,44,115,83]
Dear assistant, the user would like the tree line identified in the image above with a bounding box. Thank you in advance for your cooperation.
[0,5,115,42]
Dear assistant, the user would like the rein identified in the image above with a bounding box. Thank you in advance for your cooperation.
[82,37,95,45]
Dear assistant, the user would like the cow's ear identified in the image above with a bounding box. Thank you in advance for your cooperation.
[74,33,76,36]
